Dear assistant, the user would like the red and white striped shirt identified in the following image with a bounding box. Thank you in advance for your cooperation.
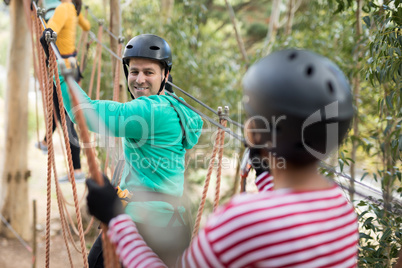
[108,172,358,268]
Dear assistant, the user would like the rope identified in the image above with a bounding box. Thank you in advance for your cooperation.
[87,24,103,98]
[44,48,56,268]
[51,155,74,267]
[65,77,119,268]
[106,40,124,179]
[95,24,103,100]
[191,111,224,240]
[77,7,89,75]
[53,64,90,268]
[214,109,228,211]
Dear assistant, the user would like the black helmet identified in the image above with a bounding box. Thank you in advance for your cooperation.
[243,49,354,165]
[122,34,172,98]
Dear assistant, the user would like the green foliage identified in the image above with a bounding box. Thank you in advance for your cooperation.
[357,200,402,267]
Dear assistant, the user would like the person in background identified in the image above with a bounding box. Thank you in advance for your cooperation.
[36,0,90,183]
[86,49,359,267]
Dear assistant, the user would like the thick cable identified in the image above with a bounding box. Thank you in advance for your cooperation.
[88,31,121,60]
[167,81,244,129]
[87,7,119,41]
[0,213,32,252]
[165,91,244,142]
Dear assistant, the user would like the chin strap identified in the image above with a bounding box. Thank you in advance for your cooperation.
[157,69,169,95]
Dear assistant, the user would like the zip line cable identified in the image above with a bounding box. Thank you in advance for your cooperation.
[87,6,119,41]
[88,31,121,60]
[167,81,244,129]
[165,91,244,142]
[0,212,32,253]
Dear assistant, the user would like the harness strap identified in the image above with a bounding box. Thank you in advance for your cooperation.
[61,51,78,59]
[170,104,186,144]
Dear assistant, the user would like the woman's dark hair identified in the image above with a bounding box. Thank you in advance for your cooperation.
[72,0,82,15]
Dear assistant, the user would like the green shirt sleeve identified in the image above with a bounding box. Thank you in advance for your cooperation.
[58,72,151,139]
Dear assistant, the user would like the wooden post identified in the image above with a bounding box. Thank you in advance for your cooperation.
[32,200,37,268]
[0,0,31,241]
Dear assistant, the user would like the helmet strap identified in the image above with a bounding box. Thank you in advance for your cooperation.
[157,69,169,95]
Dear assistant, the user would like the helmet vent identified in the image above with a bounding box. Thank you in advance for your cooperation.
[327,81,334,94]
[126,45,133,49]
[288,52,297,60]
[306,65,314,76]
[150,46,160,50]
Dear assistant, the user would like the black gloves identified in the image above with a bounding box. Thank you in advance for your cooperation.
[86,174,124,225]
[39,28,56,66]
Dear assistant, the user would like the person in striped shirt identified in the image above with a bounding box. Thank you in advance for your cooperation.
[86,49,358,267]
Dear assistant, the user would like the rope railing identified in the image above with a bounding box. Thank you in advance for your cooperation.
[30,2,119,268]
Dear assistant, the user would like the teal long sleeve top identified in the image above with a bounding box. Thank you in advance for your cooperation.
[58,74,203,226]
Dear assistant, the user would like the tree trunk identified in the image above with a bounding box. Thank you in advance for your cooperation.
[285,0,295,36]
[350,0,363,202]
[0,0,31,240]
[265,0,281,55]
[161,0,174,22]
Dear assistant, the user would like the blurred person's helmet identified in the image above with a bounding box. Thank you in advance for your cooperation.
[242,49,353,165]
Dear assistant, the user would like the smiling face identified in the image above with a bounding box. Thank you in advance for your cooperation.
[127,58,167,98]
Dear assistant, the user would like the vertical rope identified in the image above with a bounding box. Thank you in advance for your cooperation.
[65,78,119,268]
[95,24,104,100]
[192,118,222,240]
[44,50,56,268]
[53,65,89,268]
[213,116,227,211]
[51,155,74,267]
[107,41,123,178]
[77,8,89,72]
[88,23,103,98]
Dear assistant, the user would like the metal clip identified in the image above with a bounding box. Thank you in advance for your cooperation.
[45,31,57,43]
[58,61,73,77]
[118,36,125,44]
[36,7,45,18]
[98,19,104,26]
